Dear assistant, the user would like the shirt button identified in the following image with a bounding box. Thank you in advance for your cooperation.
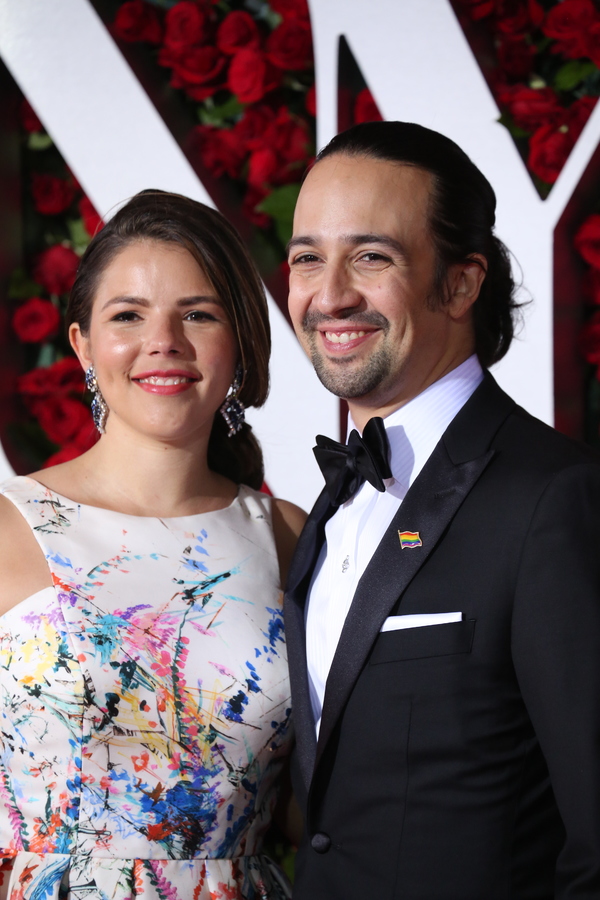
[311,832,331,853]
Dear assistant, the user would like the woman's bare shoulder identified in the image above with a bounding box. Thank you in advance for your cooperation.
[270,498,307,588]
[271,498,308,536]
[0,492,53,617]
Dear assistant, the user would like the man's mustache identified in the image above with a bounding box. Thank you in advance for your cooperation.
[301,311,390,331]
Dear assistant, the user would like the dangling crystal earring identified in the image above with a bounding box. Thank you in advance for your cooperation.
[85,365,108,434]
[220,364,245,437]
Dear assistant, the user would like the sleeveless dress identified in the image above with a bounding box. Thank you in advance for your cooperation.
[0,476,292,900]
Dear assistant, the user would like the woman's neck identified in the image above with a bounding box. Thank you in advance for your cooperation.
[32,424,237,518]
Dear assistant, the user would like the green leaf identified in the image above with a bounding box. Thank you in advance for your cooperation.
[67,218,91,253]
[257,184,302,247]
[36,343,57,369]
[554,60,597,92]
[497,111,531,139]
[257,183,301,219]
[198,95,245,126]
[27,132,53,151]
[7,267,43,300]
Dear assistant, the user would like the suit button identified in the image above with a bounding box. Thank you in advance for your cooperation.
[311,832,331,853]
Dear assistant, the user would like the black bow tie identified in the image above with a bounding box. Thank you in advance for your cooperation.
[313,416,392,507]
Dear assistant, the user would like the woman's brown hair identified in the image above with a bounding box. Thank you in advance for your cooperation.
[66,190,270,488]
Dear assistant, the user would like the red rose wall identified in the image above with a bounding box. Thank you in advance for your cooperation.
[2,0,600,506]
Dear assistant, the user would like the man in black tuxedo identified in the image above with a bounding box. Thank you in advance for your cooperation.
[284,121,600,899]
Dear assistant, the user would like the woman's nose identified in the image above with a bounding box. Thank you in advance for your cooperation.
[147,315,187,356]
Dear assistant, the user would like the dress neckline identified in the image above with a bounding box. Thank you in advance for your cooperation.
[18,475,243,522]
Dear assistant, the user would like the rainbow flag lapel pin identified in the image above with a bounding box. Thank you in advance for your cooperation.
[398,530,422,550]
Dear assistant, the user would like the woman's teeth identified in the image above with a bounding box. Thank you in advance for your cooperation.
[137,376,193,385]
[325,331,366,344]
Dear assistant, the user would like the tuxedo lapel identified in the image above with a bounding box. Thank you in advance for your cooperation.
[314,374,515,769]
[284,487,334,790]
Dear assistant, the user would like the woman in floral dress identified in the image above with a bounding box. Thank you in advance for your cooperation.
[0,191,305,900]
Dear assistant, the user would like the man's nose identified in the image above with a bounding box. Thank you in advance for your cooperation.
[147,314,187,356]
[313,264,363,315]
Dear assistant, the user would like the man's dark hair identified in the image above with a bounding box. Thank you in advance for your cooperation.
[315,121,521,368]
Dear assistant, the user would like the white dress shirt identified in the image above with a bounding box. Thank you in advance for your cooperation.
[305,355,484,735]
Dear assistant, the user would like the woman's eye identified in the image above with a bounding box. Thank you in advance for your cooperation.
[184,310,217,322]
[111,311,140,322]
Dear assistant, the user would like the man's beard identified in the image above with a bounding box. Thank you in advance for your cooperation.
[301,311,392,399]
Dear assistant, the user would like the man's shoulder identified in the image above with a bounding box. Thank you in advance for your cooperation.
[480,375,600,474]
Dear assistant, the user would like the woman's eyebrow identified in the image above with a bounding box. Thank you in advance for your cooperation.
[100,295,219,312]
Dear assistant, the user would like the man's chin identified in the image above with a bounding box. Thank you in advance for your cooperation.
[312,357,387,401]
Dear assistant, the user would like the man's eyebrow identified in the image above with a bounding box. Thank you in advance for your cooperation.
[286,236,317,254]
[286,233,407,256]
[343,233,407,255]
[100,295,219,312]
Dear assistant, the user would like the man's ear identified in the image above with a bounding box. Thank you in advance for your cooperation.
[69,323,93,372]
[447,254,487,320]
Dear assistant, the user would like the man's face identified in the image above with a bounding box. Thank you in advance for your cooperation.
[288,153,475,420]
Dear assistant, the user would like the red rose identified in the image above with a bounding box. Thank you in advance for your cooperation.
[233,105,276,152]
[33,245,80,295]
[18,358,85,399]
[217,11,261,55]
[568,95,597,140]
[72,421,98,451]
[228,49,279,103]
[42,444,83,468]
[267,19,313,70]
[497,85,562,131]
[192,125,246,178]
[264,108,311,164]
[580,311,600,366]
[20,100,43,133]
[248,147,280,188]
[243,185,270,228]
[113,0,162,44]
[163,1,210,51]
[305,84,316,117]
[42,444,81,468]
[542,0,597,59]
[527,0,545,28]
[582,267,600,304]
[163,46,228,100]
[575,214,600,269]
[31,174,76,216]
[587,21,600,66]
[269,0,310,19]
[354,89,383,125]
[495,0,530,34]
[79,196,104,237]
[13,298,61,343]
[497,34,536,79]
[455,0,494,21]
[528,121,573,183]
[33,396,92,446]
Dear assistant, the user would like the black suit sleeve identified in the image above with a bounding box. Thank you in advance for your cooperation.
[512,463,600,897]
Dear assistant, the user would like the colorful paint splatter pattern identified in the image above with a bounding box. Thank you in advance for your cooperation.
[0,476,292,899]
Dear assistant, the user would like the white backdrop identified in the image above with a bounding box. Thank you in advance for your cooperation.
[1,0,598,505]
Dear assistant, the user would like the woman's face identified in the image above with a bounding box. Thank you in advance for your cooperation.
[70,240,238,445]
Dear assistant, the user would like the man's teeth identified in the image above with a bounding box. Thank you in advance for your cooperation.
[325,331,366,344]
[138,376,192,385]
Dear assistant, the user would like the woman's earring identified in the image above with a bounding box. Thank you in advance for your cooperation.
[85,365,108,434]
[220,364,245,437]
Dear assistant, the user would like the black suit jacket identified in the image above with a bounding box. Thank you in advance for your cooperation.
[284,374,600,900]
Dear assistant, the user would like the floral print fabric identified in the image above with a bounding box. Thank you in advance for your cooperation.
[0,477,292,899]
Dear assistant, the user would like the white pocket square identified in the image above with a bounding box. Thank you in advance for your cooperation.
[380,612,463,632]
